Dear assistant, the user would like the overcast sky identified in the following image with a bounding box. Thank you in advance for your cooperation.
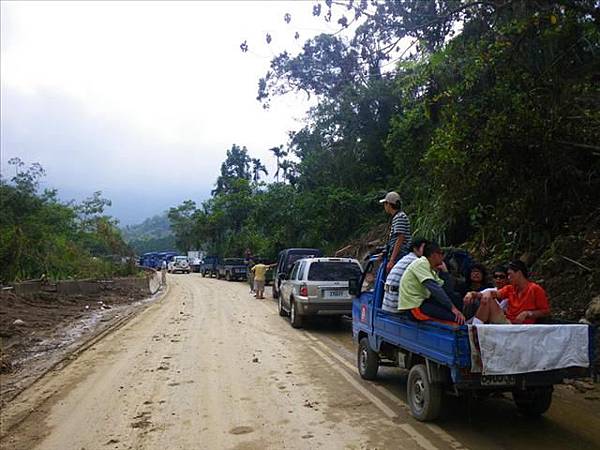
[1,1,337,225]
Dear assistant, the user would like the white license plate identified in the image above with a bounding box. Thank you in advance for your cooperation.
[480,375,516,386]
[324,290,348,299]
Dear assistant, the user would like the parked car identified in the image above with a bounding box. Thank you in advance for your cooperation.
[217,258,248,281]
[200,256,220,277]
[272,248,323,299]
[278,257,363,328]
[352,253,595,421]
[168,256,190,274]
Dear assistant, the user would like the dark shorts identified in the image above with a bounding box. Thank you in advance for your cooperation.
[413,297,455,322]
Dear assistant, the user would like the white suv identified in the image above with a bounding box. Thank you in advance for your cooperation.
[168,256,190,274]
[278,257,363,328]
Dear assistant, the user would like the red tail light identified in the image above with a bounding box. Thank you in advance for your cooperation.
[300,285,308,296]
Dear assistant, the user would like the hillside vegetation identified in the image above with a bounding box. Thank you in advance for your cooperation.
[167,1,599,317]
[121,213,176,255]
[0,159,136,283]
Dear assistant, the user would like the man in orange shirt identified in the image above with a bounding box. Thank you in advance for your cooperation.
[469,260,550,324]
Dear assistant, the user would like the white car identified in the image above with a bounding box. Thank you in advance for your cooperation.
[168,256,190,274]
[278,257,363,328]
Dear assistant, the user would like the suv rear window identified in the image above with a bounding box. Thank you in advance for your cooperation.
[307,262,362,281]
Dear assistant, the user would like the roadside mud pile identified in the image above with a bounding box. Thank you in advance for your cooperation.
[0,285,154,406]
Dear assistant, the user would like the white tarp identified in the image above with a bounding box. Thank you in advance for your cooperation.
[472,324,590,375]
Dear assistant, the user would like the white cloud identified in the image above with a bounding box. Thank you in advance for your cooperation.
[1,1,335,223]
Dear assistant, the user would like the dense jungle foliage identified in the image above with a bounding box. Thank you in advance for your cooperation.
[0,158,136,283]
[169,0,600,268]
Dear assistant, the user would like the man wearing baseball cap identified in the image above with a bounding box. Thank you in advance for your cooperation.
[380,191,412,273]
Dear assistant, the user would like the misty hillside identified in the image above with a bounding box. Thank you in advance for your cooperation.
[121,213,176,254]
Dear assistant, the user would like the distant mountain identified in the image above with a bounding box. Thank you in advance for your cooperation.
[122,213,171,240]
[121,213,176,254]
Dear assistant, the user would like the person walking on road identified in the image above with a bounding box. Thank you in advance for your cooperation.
[380,191,411,274]
[161,260,167,286]
[251,262,275,299]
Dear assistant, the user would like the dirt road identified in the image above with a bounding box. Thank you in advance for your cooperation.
[2,275,599,450]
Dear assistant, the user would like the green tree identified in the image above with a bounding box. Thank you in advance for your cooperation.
[0,159,135,282]
[212,144,252,195]
[250,157,268,183]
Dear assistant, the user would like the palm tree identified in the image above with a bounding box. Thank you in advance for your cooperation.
[279,160,297,184]
[251,158,268,183]
[269,146,288,182]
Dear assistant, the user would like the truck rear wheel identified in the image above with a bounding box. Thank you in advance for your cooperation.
[513,386,553,417]
[407,364,443,421]
[358,337,379,380]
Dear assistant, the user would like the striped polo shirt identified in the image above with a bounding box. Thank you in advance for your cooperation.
[387,211,411,259]
[382,252,417,312]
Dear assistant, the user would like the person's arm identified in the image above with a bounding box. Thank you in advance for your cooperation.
[515,285,550,323]
[438,268,455,296]
[423,279,465,324]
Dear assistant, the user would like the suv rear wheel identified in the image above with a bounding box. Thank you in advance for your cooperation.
[289,299,303,328]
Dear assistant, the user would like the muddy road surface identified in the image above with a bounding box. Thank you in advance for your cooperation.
[2,275,599,450]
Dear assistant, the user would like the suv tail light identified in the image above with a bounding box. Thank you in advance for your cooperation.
[299,285,308,297]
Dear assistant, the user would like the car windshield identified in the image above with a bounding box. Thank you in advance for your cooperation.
[224,258,245,265]
[307,262,362,281]
[174,257,187,262]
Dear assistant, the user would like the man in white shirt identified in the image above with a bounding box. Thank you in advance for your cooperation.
[382,238,428,313]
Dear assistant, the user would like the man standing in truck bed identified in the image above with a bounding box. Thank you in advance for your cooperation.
[380,191,412,274]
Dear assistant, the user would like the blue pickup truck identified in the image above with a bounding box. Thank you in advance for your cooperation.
[351,256,595,422]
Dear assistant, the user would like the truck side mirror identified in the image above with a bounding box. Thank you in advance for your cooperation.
[348,278,360,296]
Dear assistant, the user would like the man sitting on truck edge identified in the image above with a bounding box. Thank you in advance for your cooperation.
[382,238,428,313]
[468,260,550,324]
[380,191,412,274]
[398,241,465,324]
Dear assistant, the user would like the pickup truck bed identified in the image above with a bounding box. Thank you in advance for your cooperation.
[352,259,595,421]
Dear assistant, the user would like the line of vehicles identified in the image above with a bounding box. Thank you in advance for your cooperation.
[139,246,596,423]
[138,251,201,274]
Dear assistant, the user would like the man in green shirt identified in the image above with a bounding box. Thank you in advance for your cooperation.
[398,242,465,324]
